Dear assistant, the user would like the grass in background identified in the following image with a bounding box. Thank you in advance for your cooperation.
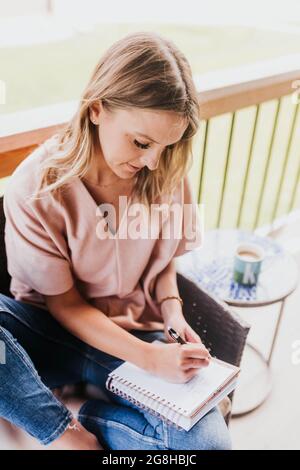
[1,23,300,113]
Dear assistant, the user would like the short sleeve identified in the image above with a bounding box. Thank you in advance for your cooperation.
[173,176,203,258]
[3,186,74,296]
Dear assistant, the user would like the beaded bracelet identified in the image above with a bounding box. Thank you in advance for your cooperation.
[158,296,183,307]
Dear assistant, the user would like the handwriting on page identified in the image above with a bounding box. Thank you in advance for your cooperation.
[179,361,231,400]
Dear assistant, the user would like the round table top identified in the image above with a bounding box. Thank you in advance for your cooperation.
[176,229,299,307]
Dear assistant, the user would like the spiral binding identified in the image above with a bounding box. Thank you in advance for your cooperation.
[106,374,186,431]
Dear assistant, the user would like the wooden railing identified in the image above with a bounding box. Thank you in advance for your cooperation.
[1,55,300,231]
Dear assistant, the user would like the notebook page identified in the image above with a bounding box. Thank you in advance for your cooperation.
[108,356,238,415]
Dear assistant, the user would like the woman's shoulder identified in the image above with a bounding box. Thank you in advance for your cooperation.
[4,135,61,210]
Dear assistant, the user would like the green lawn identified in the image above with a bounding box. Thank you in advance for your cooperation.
[1,22,300,114]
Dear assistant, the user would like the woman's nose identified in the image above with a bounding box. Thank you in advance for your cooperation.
[141,152,160,171]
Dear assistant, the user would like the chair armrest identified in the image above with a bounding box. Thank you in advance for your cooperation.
[0,197,12,298]
[177,273,250,424]
[177,273,250,368]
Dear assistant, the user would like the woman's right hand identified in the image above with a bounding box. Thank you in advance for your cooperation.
[146,341,211,383]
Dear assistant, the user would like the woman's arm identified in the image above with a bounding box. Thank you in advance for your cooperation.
[155,259,203,344]
[44,285,152,370]
[44,284,209,382]
[155,259,184,322]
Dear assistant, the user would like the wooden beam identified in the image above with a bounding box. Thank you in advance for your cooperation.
[0,124,65,155]
[0,145,37,179]
[1,56,299,177]
[198,70,300,119]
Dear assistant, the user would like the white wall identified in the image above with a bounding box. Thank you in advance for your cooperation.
[0,0,48,17]
[51,0,300,24]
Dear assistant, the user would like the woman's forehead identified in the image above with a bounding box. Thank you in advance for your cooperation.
[118,108,187,144]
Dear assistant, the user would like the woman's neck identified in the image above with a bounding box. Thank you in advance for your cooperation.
[85,136,120,186]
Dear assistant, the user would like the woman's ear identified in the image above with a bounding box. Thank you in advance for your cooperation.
[89,102,101,125]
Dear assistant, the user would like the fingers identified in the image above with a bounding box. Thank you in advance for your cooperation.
[181,343,211,360]
[186,334,202,344]
[184,368,203,381]
[181,358,210,370]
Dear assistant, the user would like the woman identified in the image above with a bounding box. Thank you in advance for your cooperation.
[0,31,231,450]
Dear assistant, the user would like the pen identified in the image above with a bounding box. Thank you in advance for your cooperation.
[167,326,187,344]
[167,326,212,360]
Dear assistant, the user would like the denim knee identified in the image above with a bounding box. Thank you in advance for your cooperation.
[78,398,231,451]
[162,406,232,450]
[0,325,73,446]
[201,423,232,450]
[191,407,232,450]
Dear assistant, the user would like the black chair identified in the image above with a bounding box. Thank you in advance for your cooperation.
[0,196,250,425]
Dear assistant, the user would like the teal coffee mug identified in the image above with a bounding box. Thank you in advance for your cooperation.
[233,243,265,286]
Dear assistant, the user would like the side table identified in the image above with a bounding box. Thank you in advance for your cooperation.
[176,229,299,416]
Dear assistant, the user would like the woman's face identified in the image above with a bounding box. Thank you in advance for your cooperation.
[89,101,188,179]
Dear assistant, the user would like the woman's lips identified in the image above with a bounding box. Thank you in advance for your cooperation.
[127,163,141,172]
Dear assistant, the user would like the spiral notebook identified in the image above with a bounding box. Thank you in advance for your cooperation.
[106,342,240,431]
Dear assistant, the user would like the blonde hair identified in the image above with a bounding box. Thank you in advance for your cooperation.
[33,31,200,206]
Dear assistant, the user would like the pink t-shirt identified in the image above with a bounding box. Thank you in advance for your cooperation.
[3,136,202,332]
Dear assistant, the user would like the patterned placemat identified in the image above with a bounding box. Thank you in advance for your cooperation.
[181,230,284,302]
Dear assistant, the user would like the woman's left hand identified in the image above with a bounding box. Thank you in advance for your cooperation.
[162,312,202,344]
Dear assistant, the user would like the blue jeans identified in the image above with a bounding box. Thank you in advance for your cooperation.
[0,293,231,450]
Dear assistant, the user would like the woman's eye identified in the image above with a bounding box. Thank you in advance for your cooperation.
[134,139,175,151]
[134,139,150,150]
